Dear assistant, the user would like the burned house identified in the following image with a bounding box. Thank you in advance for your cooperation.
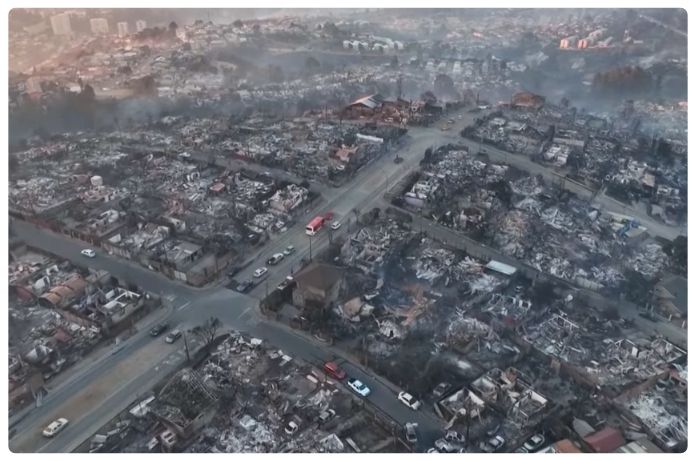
[469,367,549,426]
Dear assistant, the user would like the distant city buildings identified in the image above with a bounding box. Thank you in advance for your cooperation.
[50,12,72,36]
[136,19,147,32]
[90,18,109,35]
[117,21,129,37]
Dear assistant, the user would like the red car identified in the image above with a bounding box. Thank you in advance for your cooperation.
[323,361,346,380]
[324,212,334,222]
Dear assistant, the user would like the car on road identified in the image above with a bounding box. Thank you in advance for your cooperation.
[330,221,342,230]
[318,409,336,425]
[483,435,506,453]
[165,330,182,344]
[426,448,439,453]
[432,382,451,399]
[81,249,96,258]
[284,420,299,435]
[266,253,285,266]
[277,276,295,291]
[253,267,268,278]
[434,438,458,453]
[523,434,545,452]
[445,430,466,444]
[149,323,168,337]
[324,212,334,221]
[42,418,69,437]
[347,378,371,397]
[323,361,346,380]
[235,279,255,293]
[283,245,296,256]
[405,422,418,444]
[397,391,421,410]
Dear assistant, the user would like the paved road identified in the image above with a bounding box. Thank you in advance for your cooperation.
[9,105,683,452]
[639,13,687,39]
[8,119,448,453]
[399,211,687,348]
[432,132,686,241]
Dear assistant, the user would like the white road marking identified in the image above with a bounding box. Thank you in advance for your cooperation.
[237,306,252,319]
[177,301,192,311]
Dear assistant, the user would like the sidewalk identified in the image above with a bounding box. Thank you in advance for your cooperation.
[9,303,172,426]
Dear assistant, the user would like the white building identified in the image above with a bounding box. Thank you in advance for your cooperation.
[50,12,72,36]
[90,18,109,35]
[117,21,129,37]
[135,20,147,32]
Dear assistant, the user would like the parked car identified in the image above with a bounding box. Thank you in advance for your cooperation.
[283,245,296,256]
[149,323,168,337]
[397,391,421,410]
[426,448,439,453]
[266,253,285,265]
[523,434,545,452]
[284,420,299,435]
[253,267,268,278]
[318,409,336,424]
[434,438,458,453]
[165,330,182,344]
[432,382,450,399]
[81,249,96,258]
[323,361,346,380]
[235,279,254,293]
[330,221,342,230]
[277,276,295,291]
[483,435,506,453]
[405,422,419,444]
[347,378,371,397]
[445,430,466,444]
[42,418,69,437]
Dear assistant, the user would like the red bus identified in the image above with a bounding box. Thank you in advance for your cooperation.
[306,216,325,235]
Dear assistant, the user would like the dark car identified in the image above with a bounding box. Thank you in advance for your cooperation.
[149,323,168,337]
[236,279,254,293]
[405,422,418,444]
[323,361,346,380]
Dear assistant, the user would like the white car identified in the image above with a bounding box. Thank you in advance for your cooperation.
[284,420,299,435]
[266,253,285,265]
[348,378,371,397]
[398,391,421,410]
[253,267,268,278]
[42,418,69,437]
[330,221,342,230]
[523,434,546,452]
[81,249,96,258]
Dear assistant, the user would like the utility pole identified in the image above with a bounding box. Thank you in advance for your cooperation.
[183,331,191,362]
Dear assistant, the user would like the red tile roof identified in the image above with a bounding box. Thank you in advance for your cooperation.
[584,427,626,453]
